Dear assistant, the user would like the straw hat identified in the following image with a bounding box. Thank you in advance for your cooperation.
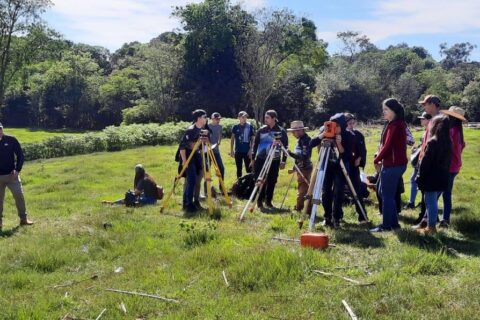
[287,120,309,131]
[441,106,467,121]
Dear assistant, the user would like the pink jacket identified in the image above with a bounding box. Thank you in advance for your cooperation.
[449,126,465,173]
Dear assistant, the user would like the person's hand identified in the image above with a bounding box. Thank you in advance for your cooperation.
[182,160,187,167]
[354,158,361,167]
[374,162,381,173]
[335,134,342,145]
[273,140,282,146]
[280,162,286,170]
[318,133,325,139]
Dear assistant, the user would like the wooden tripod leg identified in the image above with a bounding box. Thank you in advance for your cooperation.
[201,141,213,215]
[161,139,202,213]
[206,144,232,208]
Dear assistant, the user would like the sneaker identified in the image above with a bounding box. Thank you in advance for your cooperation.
[403,202,416,210]
[370,225,391,233]
[183,204,197,213]
[418,226,437,234]
[265,201,274,209]
[257,201,264,209]
[439,220,450,228]
[193,201,205,211]
[412,220,427,230]
[199,194,206,201]
[19,219,34,226]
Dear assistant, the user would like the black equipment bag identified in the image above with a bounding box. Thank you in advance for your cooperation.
[230,173,255,200]
[124,190,137,207]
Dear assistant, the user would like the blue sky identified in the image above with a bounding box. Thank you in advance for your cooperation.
[44,0,480,61]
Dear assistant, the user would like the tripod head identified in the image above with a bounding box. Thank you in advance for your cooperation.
[273,131,283,140]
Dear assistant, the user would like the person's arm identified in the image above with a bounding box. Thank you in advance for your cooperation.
[281,129,288,164]
[230,134,235,157]
[358,132,367,168]
[335,134,345,154]
[248,126,255,158]
[13,138,24,177]
[374,124,396,164]
[252,130,260,161]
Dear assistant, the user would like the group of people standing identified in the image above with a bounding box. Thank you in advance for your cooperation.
[371,95,466,233]
[177,94,466,234]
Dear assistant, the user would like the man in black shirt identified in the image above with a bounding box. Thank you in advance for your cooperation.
[177,110,208,213]
[251,110,288,209]
[0,123,33,230]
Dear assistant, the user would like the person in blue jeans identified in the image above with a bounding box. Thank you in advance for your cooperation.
[102,164,158,206]
[371,98,408,232]
[415,115,452,234]
[405,112,431,209]
[230,111,255,178]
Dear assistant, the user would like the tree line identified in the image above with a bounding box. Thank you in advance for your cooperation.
[1,0,479,130]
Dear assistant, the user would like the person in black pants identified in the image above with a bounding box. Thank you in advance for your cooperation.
[251,110,288,210]
[310,113,353,228]
[345,113,369,224]
[230,111,255,178]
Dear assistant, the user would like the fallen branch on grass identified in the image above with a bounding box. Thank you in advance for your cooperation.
[342,300,358,320]
[313,270,374,286]
[222,270,229,287]
[95,308,107,320]
[105,288,180,304]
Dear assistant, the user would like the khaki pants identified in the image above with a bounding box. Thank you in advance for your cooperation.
[0,173,27,224]
[296,168,312,212]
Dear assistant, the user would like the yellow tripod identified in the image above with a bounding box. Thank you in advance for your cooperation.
[161,137,232,215]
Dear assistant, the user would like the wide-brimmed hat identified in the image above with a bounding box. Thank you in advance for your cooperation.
[441,106,467,121]
[287,120,309,131]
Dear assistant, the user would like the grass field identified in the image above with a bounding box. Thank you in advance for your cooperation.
[0,127,479,319]
[4,128,85,144]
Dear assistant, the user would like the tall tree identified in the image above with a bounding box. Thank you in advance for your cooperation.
[0,0,51,107]
[337,31,376,62]
[235,9,298,124]
[440,42,477,69]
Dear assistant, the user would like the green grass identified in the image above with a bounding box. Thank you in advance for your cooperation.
[0,128,479,319]
[4,128,85,144]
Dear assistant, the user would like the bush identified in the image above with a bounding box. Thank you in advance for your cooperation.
[21,119,256,161]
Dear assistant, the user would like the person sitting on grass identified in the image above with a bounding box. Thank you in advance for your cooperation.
[102,164,158,206]
[414,115,452,234]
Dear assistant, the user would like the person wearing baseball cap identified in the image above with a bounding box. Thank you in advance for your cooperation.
[286,121,312,215]
[230,111,255,178]
[0,122,33,230]
[204,112,224,196]
[439,106,467,228]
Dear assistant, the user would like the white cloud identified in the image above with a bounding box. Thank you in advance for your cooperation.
[48,0,266,51]
[331,0,480,42]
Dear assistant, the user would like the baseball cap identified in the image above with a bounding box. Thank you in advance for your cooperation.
[418,95,441,106]
[238,111,248,118]
[418,112,432,120]
[211,112,221,119]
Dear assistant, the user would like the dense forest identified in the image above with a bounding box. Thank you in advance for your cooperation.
[1,0,479,129]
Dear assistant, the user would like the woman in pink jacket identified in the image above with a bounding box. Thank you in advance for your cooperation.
[439,106,467,228]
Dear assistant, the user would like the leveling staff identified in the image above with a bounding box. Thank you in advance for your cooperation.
[176,109,209,213]
[251,110,288,209]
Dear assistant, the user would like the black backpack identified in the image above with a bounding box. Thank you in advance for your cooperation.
[124,190,137,207]
[230,173,255,200]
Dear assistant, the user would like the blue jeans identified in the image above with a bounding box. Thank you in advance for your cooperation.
[408,167,419,204]
[138,196,157,205]
[379,165,406,229]
[424,191,440,227]
[441,172,457,222]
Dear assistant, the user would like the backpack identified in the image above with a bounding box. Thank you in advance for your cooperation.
[124,190,137,207]
[156,185,164,200]
[230,173,255,200]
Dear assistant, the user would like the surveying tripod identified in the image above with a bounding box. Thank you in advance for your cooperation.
[239,140,310,221]
[161,135,232,215]
[303,138,369,231]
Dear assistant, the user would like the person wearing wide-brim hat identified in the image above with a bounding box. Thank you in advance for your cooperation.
[439,106,467,228]
[286,120,313,218]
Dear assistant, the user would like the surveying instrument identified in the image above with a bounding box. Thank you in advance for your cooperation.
[161,129,232,215]
[303,121,369,231]
[239,132,310,221]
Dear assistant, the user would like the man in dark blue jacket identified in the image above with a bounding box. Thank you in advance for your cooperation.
[251,110,288,210]
[0,123,33,230]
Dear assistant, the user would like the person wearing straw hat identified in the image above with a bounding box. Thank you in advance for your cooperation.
[287,120,313,213]
[439,106,467,228]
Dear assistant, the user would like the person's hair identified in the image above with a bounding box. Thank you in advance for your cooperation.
[383,98,405,121]
[428,115,452,169]
[134,167,156,188]
[449,116,465,147]
[192,109,207,123]
[265,109,278,120]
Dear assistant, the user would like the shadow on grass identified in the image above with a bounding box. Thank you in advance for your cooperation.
[0,226,20,238]
[332,228,385,248]
[452,213,480,240]
[396,229,480,257]
[399,214,421,225]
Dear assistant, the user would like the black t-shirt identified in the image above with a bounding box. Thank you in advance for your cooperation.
[0,135,24,175]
